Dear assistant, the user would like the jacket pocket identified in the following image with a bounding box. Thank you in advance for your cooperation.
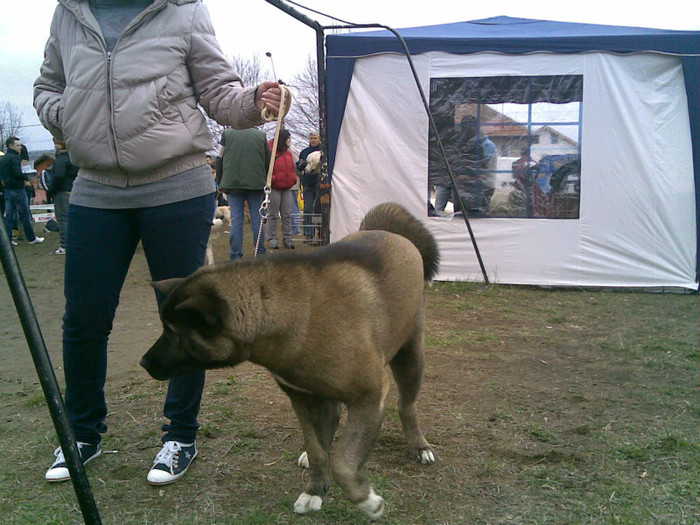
[155,76,181,122]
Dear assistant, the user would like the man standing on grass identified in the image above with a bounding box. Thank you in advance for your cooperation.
[296,132,322,240]
[218,127,271,259]
[0,137,44,246]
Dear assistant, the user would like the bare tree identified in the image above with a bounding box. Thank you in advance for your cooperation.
[204,54,273,155]
[229,54,267,87]
[0,102,24,151]
[202,54,321,156]
[285,55,320,147]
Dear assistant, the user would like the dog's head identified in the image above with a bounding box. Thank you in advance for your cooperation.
[304,150,322,174]
[140,275,252,380]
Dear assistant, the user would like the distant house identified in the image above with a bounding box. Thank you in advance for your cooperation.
[532,126,578,159]
[455,104,579,161]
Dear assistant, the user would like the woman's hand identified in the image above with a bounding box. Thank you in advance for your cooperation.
[255,81,282,116]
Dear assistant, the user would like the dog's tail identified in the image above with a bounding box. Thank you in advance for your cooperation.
[359,202,440,281]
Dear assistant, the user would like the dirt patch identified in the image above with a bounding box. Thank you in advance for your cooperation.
[1,222,698,524]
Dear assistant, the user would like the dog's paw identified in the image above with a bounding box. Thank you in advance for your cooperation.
[356,488,385,520]
[419,447,436,465]
[294,492,323,514]
[297,451,309,468]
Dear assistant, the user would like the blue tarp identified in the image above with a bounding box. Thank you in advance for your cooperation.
[325,16,700,283]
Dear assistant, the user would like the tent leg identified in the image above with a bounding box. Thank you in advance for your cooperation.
[0,220,102,525]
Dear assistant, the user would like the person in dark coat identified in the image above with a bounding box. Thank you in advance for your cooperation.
[48,139,78,254]
[0,137,44,245]
[295,131,322,240]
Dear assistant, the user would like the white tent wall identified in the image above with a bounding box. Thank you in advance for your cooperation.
[329,51,697,289]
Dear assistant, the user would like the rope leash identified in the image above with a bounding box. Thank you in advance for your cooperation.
[255,85,292,256]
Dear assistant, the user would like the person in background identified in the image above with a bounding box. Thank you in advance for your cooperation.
[218,126,270,259]
[451,117,497,216]
[206,154,227,206]
[10,144,37,239]
[267,129,297,250]
[20,144,37,208]
[34,0,282,486]
[296,131,322,240]
[0,137,45,246]
[47,139,78,255]
[0,150,5,218]
[289,140,302,236]
[34,151,57,204]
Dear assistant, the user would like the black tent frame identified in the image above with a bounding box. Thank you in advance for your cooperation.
[265,0,489,283]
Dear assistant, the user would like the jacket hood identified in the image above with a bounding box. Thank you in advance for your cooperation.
[56,0,197,20]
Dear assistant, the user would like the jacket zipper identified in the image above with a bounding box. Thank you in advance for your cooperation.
[104,1,169,184]
[105,50,123,173]
[67,14,124,174]
[66,0,169,181]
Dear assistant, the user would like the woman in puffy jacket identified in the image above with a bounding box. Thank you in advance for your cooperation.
[267,129,297,249]
[34,0,283,487]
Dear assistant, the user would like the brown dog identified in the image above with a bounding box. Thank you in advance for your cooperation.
[141,202,439,519]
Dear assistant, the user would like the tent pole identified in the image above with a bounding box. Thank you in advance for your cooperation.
[264,0,331,244]
[263,3,489,283]
[0,221,102,524]
[330,23,490,283]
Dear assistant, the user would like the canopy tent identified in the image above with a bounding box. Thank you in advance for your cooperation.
[325,17,700,290]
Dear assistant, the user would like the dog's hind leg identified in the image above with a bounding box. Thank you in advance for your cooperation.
[283,389,341,514]
[390,331,436,465]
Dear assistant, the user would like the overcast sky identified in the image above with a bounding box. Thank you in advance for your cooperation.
[1,0,698,151]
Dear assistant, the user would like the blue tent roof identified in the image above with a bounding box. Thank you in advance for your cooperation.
[327,16,700,56]
[324,17,700,284]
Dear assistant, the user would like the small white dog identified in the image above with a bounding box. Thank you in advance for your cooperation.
[304,150,322,174]
[206,206,231,265]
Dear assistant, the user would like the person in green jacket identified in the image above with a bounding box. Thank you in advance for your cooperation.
[218,127,271,259]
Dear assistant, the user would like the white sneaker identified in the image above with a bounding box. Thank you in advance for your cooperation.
[55,247,66,255]
[11,240,18,246]
[46,442,102,482]
[29,237,45,244]
[147,441,197,485]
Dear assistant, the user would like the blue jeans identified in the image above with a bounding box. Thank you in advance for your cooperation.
[53,191,70,249]
[302,184,318,239]
[290,189,301,235]
[226,190,266,259]
[62,194,216,444]
[3,188,38,242]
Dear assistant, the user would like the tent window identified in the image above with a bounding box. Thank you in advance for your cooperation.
[428,75,582,219]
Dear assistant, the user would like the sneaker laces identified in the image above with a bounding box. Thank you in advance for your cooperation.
[52,447,66,466]
[153,441,184,471]
[51,442,90,467]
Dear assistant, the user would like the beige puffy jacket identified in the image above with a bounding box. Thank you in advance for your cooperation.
[34,0,264,187]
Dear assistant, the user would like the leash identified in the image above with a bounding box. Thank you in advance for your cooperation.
[255,85,292,256]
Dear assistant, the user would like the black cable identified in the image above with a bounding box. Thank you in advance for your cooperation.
[266,1,489,283]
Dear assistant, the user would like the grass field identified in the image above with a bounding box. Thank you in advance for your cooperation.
[1,225,698,524]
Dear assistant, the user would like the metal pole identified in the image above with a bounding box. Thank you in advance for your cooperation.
[264,0,331,244]
[263,2,488,281]
[0,220,102,524]
[265,51,278,81]
[315,24,331,245]
[326,23,490,283]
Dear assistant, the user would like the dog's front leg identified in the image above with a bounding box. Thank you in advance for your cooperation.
[282,389,341,514]
[331,397,388,520]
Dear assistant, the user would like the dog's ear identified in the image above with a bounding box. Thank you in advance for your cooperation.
[151,278,186,297]
[171,292,224,336]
